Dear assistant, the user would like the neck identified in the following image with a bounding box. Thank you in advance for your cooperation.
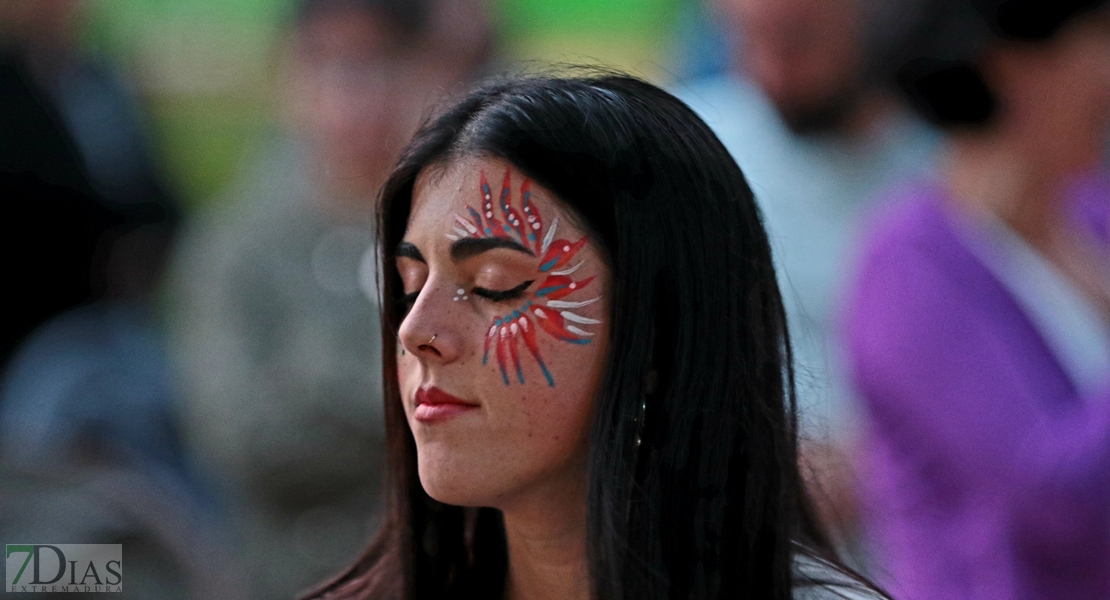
[944,129,1110,319]
[500,468,590,600]
[944,135,1053,245]
[943,125,1092,246]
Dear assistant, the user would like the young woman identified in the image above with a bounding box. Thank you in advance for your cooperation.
[305,73,885,600]
[847,1,1110,598]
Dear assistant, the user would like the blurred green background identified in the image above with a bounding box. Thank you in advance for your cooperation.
[81,0,687,209]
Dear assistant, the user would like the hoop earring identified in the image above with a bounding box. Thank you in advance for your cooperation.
[634,368,657,448]
[634,396,647,448]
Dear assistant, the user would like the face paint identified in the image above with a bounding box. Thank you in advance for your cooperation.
[447,169,601,387]
[399,156,610,511]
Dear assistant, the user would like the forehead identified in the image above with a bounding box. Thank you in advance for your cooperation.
[406,156,581,246]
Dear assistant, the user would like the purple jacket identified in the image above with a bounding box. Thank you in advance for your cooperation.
[845,183,1110,600]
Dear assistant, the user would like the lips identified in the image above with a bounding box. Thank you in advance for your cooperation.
[414,386,479,422]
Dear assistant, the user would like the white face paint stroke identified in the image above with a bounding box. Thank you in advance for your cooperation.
[446,233,460,241]
[546,297,600,309]
[565,325,594,337]
[453,226,469,237]
[540,217,559,255]
[560,311,602,325]
[550,262,583,276]
[456,215,479,234]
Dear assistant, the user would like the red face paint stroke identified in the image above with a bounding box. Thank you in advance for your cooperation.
[450,168,602,387]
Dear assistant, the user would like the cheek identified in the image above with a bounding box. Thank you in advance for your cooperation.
[510,386,594,465]
[523,338,608,478]
[479,354,602,483]
[460,299,605,437]
[506,323,609,445]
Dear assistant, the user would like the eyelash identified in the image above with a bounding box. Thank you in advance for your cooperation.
[395,280,534,314]
[472,280,534,302]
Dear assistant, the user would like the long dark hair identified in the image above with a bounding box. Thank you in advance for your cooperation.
[305,71,882,600]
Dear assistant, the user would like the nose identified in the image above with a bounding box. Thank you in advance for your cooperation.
[397,280,463,363]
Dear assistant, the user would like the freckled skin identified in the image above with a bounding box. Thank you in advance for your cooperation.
[394,156,611,508]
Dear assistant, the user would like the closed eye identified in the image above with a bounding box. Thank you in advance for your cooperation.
[473,280,534,303]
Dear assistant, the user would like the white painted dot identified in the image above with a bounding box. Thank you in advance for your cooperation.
[456,288,465,295]
[569,283,576,289]
[510,323,519,334]
[453,297,459,301]
[532,223,540,230]
[528,216,535,223]
[486,212,493,218]
[563,245,570,252]
[463,296,469,300]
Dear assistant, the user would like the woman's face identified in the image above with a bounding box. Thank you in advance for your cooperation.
[394,155,611,508]
[990,10,1110,173]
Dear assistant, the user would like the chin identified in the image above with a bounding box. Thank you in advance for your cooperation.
[415,444,503,507]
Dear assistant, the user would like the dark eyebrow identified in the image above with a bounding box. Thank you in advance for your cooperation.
[395,242,425,263]
[450,236,535,261]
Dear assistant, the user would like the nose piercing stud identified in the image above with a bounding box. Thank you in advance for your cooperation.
[427,334,437,345]
[452,288,469,302]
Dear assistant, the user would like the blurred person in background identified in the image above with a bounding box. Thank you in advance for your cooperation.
[845,0,1110,598]
[676,0,938,540]
[169,0,493,596]
[0,0,181,390]
[0,0,238,597]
